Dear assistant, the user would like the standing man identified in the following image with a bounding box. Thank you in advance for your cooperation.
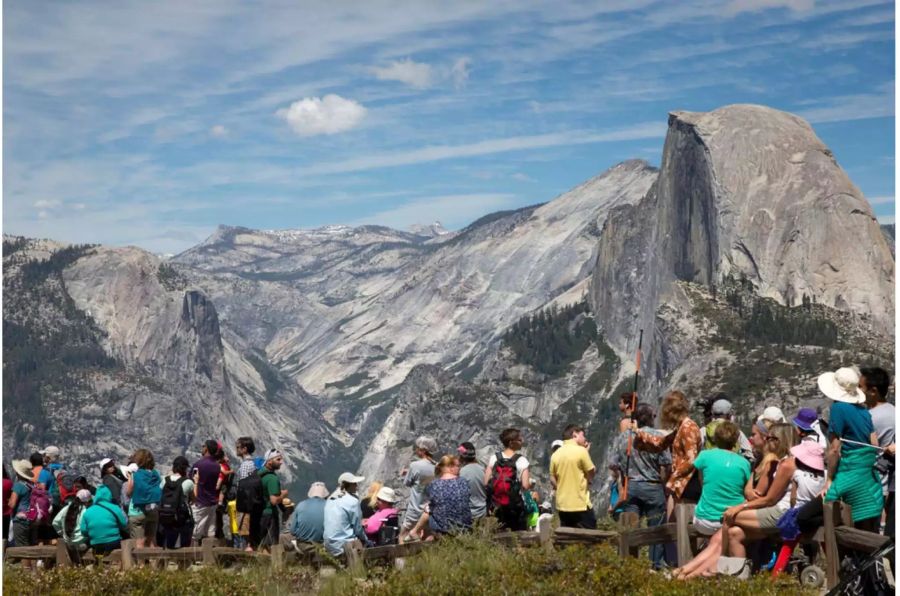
[699,399,754,462]
[191,440,222,544]
[234,437,257,550]
[860,366,895,537]
[550,424,596,528]
[258,449,287,552]
[399,436,437,542]
[323,472,370,556]
[457,442,487,522]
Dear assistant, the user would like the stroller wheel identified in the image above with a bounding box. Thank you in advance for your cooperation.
[800,565,825,588]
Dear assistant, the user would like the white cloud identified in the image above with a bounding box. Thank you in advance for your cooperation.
[210,124,228,138]
[450,57,471,89]
[371,59,433,89]
[798,87,894,123]
[725,0,815,15]
[34,199,62,209]
[275,95,367,136]
[877,215,894,225]
[868,196,894,205]
[511,172,535,182]
[352,193,517,230]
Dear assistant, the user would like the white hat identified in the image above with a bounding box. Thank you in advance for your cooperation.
[551,440,564,450]
[12,459,33,481]
[818,367,866,404]
[76,489,92,503]
[375,486,399,503]
[263,449,283,462]
[759,406,787,423]
[307,482,329,499]
[99,457,115,471]
[40,446,60,458]
[338,472,365,485]
[711,399,733,416]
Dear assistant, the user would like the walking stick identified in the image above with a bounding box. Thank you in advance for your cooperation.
[620,329,643,503]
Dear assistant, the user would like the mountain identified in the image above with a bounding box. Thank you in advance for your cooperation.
[3,105,893,502]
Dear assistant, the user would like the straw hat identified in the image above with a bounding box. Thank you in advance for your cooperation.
[817,367,865,404]
[12,459,33,481]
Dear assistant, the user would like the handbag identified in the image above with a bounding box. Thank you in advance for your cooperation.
[717,556,751,580]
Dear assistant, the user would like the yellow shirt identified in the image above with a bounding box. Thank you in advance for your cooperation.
[550,439,595,512]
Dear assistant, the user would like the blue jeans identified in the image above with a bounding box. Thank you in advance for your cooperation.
[621,480,666,569]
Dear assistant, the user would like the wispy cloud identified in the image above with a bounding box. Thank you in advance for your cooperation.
[867,195,895,205]
[798,86,894,123]
[351,193,518,229]
[371,59,433,89]
[725,0,814,15]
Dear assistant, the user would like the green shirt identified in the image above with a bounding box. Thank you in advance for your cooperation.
[260,469,281,516]
[693,448,751,522]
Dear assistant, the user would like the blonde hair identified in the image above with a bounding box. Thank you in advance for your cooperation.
[435,455,460,477]
[365,481,383,510]
[754,422,795,481]
[659,391,690,430]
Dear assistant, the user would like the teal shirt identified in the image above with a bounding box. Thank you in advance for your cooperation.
[693,449,751,522]
[829,402,874,451]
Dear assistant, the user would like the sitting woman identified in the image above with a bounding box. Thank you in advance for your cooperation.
[673,421,751,579]
[364,486,400,545]
[409,456,472,540]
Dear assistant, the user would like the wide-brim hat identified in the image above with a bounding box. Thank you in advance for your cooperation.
[338,472,365,484]
[12,459,33,481]
[818,368,865,404]
[307,482,329,499]
[376,486,399,503]
[792,408,818,432]
[791,441,825,472]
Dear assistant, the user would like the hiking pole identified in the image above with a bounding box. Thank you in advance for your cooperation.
[839,438,886,452]
[620,329,643,503]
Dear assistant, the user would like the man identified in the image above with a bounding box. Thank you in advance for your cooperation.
[609,404,670,568]
[191,440,222,544]
[38,446,63,498]
[457,442,487,521]
[323,472,370,556]
[484,428,532,531]
[618,392,635,433]
[283,482,329,554]
[699,399,754,462]
[400,436,437,541]
[234,437,257,550]
[861,366,895,537]
[550,424,596,528]
[258,449,287,552]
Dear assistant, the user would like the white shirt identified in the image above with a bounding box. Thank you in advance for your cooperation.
[487,452,529,482]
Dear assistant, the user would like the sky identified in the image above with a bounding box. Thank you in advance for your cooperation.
[3,0,895,254]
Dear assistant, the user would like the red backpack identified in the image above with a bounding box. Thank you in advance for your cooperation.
[489,453,524,511]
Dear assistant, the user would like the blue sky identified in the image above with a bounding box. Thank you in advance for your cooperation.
[3,0,895,254]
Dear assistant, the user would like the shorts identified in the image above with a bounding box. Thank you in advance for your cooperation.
[12,520,33,547]
[192,505,217,542]
[692,516,722,536]
[558,509,597,529]
[754,505,787,529]
[129,508,160,541]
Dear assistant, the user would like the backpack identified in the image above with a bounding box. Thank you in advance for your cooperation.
[489,452,524,511]
[55,468,80,506]
[236,469,266,513]
[704,421,740,452]
[158,476,191,528]
[26,483,52,524]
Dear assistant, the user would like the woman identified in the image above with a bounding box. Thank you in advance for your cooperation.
[410,456,472,539]
[160,456,194,549]
[361,481,383,520]
[52,489,92,564]
[125,449,162,548]
[364,486,400,545]
[99,458,125,507]
[8,459,35,550]
[80,485,127,557]
[748,418,778,497]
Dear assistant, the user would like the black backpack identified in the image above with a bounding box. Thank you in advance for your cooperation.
[158,476,191,528]
[236,469,266,513]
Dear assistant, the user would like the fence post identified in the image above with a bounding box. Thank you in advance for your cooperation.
[202,538,216,566]
[618,529,632,558]
[55,541,71,567]
[538,516,553,554]
[271,543,284,571]
[676,502,695,567]
[121,539,135,570]
[823,501,841,590]
[344,540,365,579]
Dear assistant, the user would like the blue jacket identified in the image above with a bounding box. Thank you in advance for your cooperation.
[131,469,162,506]
[323,493,367,556]
[80,485,127,546]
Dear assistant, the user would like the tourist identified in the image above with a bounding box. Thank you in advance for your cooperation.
[619,392,635,432]
[399,436,437,542]
[2,466,12,548]
[759,406,787,425]
[215,445,234,542]
[360,481,383,520]
[673,421,751,579]
[323,472,370,556]
[9,459,36,548]
[80,484,128,557]
[457,442,487,521]
[39,446,63,507]
[52,489,91,564]
[861,366,895,536]
[159,455,194,549]
[234,436,257,550]
[550,423,597,529]
[364,486,401,545]
[609,403,670,569]
[125,448,162,548]
[748,418,777,492]
[699,398,754,462]
[484,428,531,531]
[258,449,288,552]
[285,481,329,554]
[99,458,125,507]
[411,455,472,539]
[28,452,45,487]
[191,440,222,544]
[820,367,883,531]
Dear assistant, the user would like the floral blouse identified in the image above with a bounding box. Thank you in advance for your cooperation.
[635,417,702,498]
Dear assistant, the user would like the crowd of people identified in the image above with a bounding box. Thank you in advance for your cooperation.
[2,365,893,582]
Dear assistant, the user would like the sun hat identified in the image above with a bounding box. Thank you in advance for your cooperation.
[338,472,365,485]
[551,439,564,450]
[282,497,295,508]
[791,441,825,472]
[817,367,866,404]
[11,459,33,481]
[99,457,115,471]
[40,446,61,458]
[307,482,329,499]
[76,489,92,503]
[375,486,399,503]
[711,399,732,416]
[414,436,438,455]
[792,408,818,432]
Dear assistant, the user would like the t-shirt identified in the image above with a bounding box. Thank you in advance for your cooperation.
[487,453,529,482]
[260,469,281,516]
[426,477,472,534]
[459,462,487,519]
[550,440,596,512]
[291,497,326,543]
[829,402,874,451]
[870,402,896,493]
[191,456,221,507]
[161,473,195,498]
[693,449,751,522]
[12,482,31,522]
[38,468,55,494]
[402,458,434,525]
[610,427,671,483]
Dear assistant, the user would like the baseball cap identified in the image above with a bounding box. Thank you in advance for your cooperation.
[76,489,92,503]
[263,449,282,462]
[551,440,564,450]
[40,446,60,458]
[338,472,365,484]
[711,399,732,416]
